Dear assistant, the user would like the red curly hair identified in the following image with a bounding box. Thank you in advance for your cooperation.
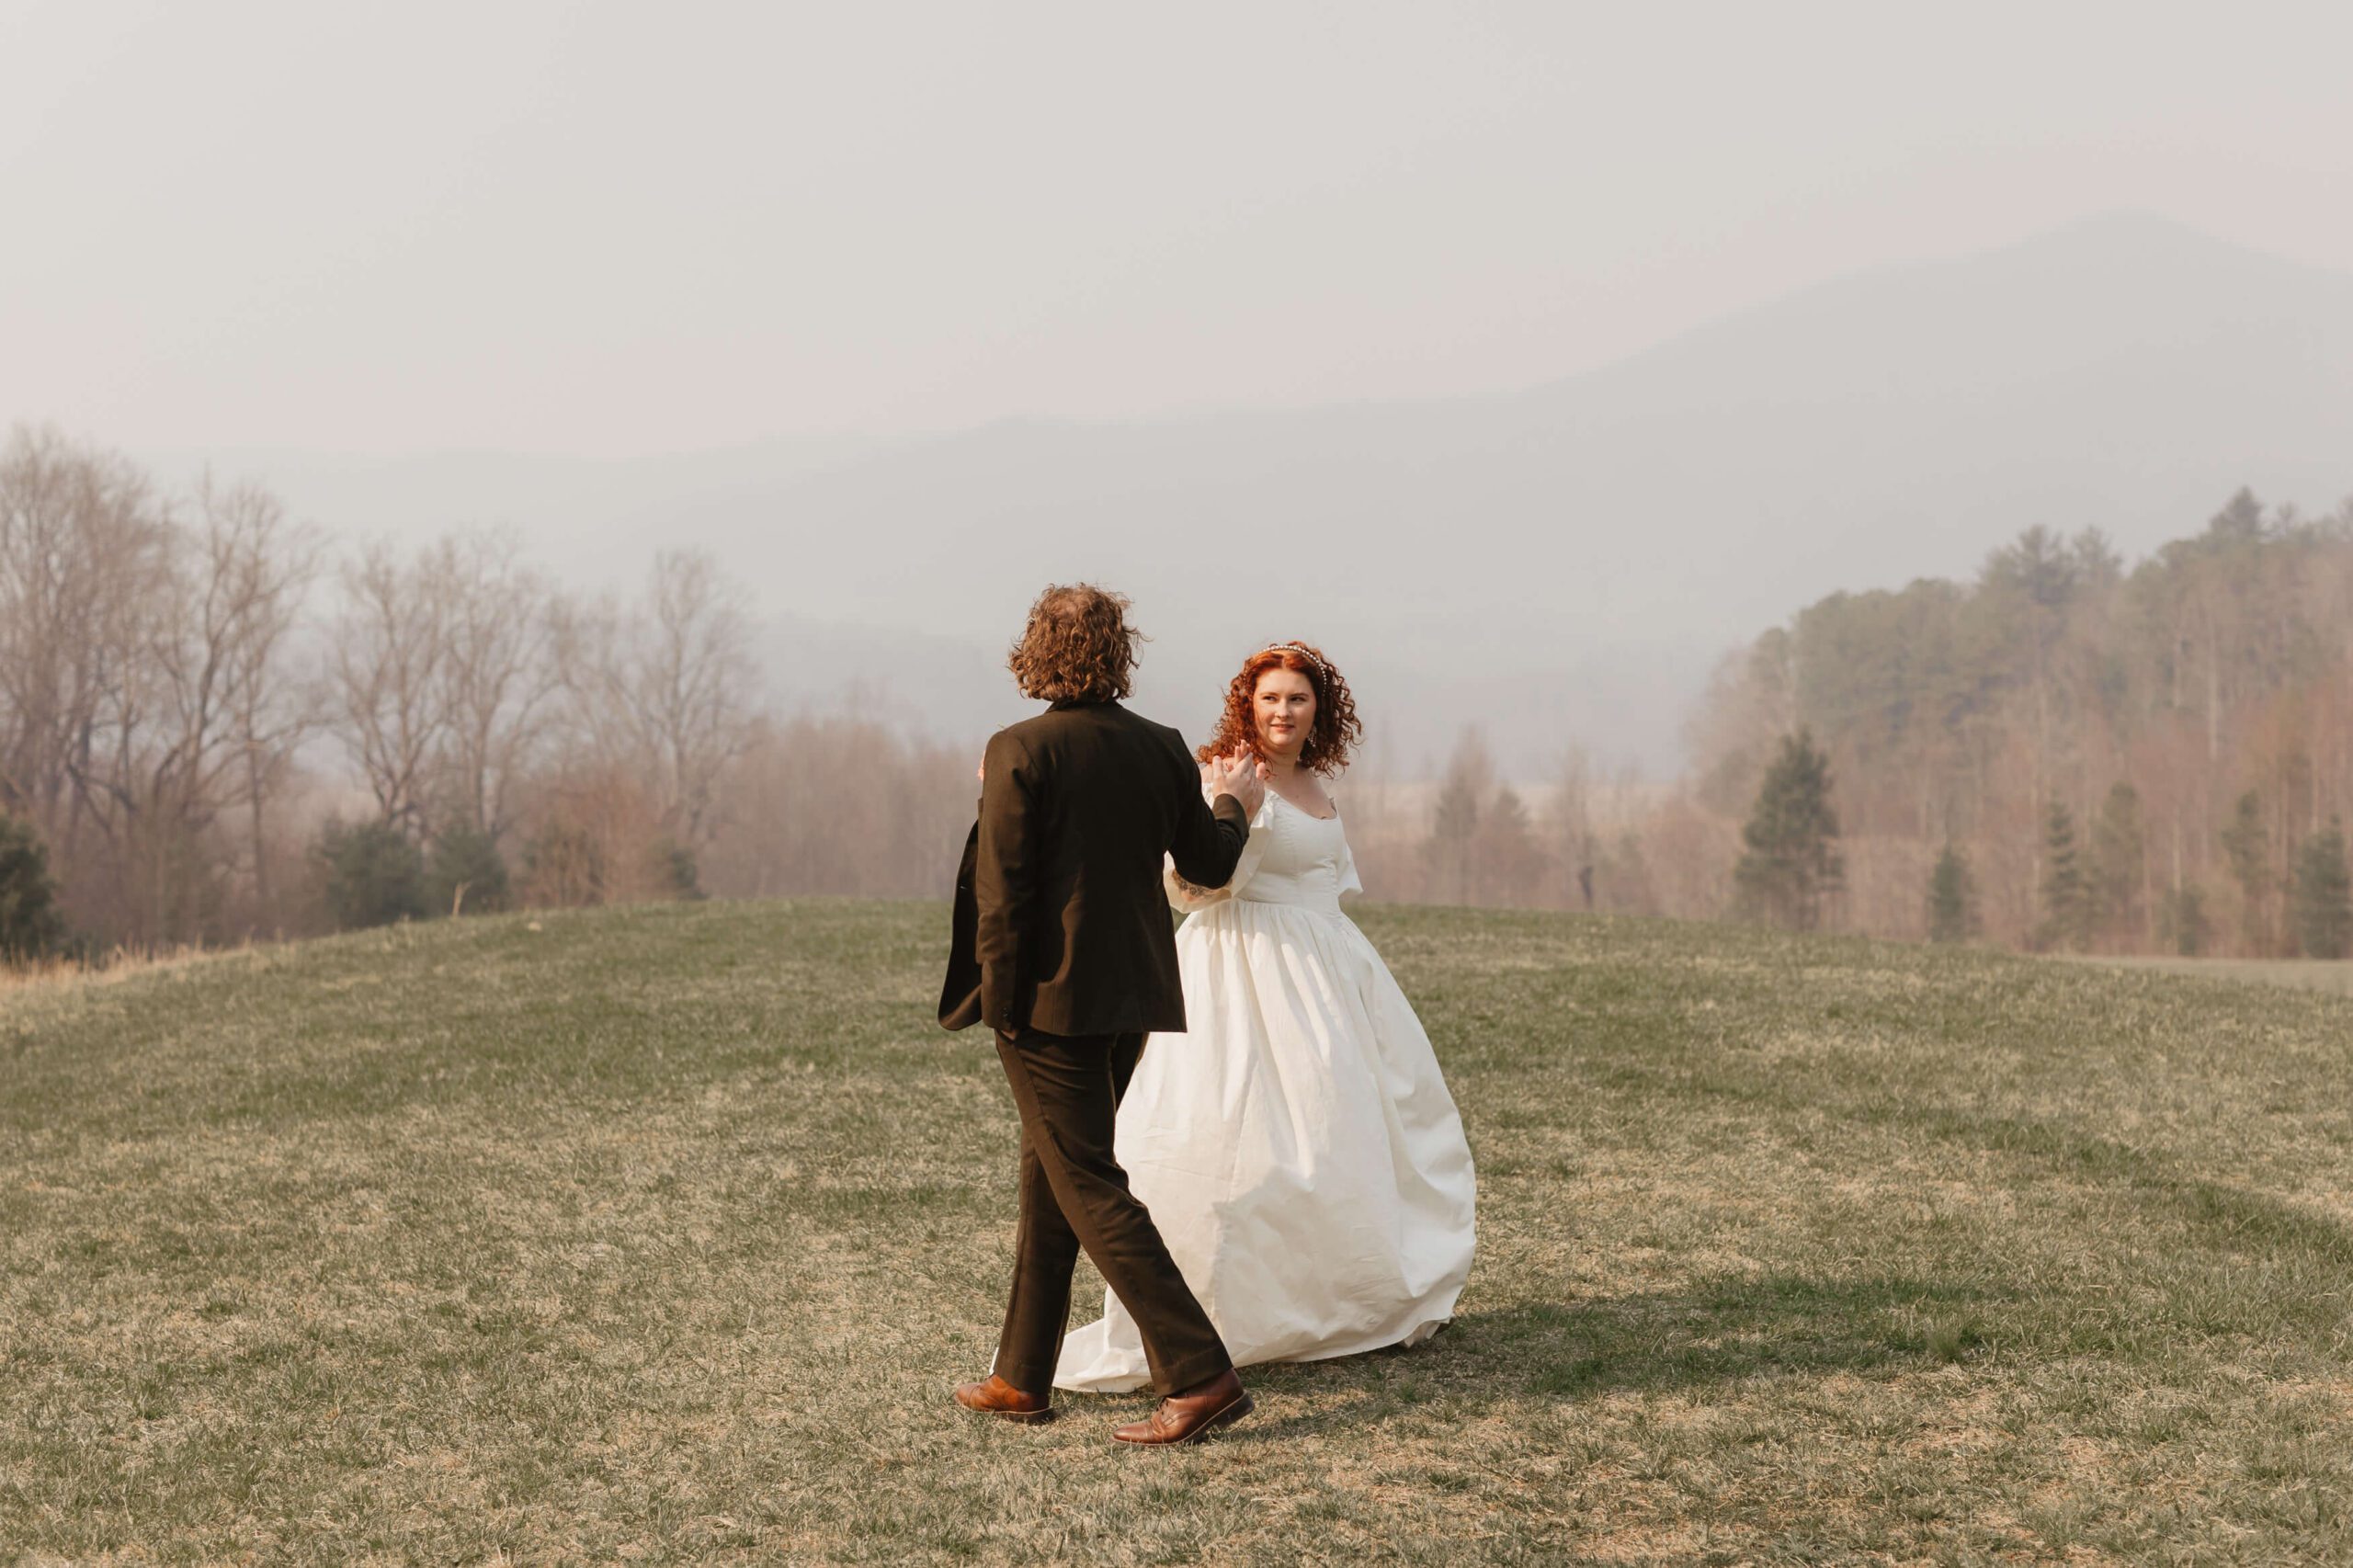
[1198,642,1362,777]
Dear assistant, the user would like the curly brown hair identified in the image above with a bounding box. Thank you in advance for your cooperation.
[1198,642,1362,777]
[1006,583,1142,703]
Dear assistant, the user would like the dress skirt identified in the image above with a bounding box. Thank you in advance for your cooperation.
[1052,893,1477,1392]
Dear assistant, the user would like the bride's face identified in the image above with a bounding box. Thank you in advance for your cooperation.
[1253,667,1316,763]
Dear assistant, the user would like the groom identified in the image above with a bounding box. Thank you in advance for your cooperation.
[939,583,1266,1445]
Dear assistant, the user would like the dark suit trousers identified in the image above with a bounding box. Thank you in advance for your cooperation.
[991,1028,1232,1396]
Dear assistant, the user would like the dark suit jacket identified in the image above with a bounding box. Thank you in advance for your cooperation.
[938,699,1250,1037]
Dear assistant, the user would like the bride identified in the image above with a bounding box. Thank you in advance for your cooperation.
[1053,641,1477,1392]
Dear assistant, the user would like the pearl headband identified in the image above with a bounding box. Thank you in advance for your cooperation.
[1255,641,1329,679]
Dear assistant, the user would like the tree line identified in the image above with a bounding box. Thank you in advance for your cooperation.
[1356,489,2353,959]
[8,429,2345,964]
[0,426,973,959]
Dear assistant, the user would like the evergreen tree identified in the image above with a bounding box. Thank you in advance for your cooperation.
[2088,782,2145,947]
[2037,800,2091,951]
[1473,785,1542,906]
[316,820,429,930]
[2291,819,2352,960]
[2221,790,2274,955]
[649,836,705,901]
[426,824,512,916]
[1733,729,1844,930]
[0,812,67,962]
[1422,729,1490,905]
[2156,882,2211,958]
[1926,843,1977,943]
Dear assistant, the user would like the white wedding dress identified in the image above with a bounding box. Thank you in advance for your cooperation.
[1052,789,1478,1392]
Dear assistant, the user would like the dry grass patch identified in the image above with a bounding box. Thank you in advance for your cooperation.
[6,902,2353,1562]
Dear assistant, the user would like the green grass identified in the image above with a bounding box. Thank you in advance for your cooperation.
[6,903,2353,1564]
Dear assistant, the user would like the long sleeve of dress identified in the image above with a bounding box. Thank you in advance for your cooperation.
[1167,735,1251,894]
[1168,783,1266,910]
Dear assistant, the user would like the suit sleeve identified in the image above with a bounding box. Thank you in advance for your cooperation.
[1168,747,1251,890]
[937,821,983,1029]
[974,728,1040,1032]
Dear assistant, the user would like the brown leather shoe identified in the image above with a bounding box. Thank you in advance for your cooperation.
[1110,1369,1253,1446]
[953,1373,1054,1423]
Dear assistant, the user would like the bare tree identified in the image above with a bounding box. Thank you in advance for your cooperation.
[426,530,554,842]
[198,477,322,917]
[330,541,449,839]
[73,475,320,940]
[0,427,169,875]
[553,550,756,848]
[705,713,972,898]
[0,435,321,943]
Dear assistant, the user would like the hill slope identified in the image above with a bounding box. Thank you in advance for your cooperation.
[6,902,2353,1560]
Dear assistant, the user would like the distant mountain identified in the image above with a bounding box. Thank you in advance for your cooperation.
[162,214,2353,774]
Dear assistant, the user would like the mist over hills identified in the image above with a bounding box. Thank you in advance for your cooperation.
[154,213,2353,776]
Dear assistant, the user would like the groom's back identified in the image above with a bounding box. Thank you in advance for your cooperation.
[976,699,1230,1038]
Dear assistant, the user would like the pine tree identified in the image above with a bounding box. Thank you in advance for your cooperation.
[2291,819,2352,960]
[2088,782,2145,947]
[426,824,512,917]
[2156,882,2211,958]
[1473,785,1542,907]
[315,819,429,930]
[1733,729,1844,930]
[1926,843,1977,944]
[1422,729,1490,905]
[2037,801,2090,951]
[0,812,67,962]
[2221,790,2274,955]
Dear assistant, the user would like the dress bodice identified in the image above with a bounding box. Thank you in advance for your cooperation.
[1233,793,1360,914]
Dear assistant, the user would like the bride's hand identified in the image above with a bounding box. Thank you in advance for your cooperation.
[1205,748,1267,815]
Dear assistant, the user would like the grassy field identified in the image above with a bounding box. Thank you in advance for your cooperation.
[2071,953,2353,997]
[6,903,2353,1564]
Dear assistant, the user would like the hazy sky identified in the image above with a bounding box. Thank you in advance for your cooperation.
[6,0,2351,457]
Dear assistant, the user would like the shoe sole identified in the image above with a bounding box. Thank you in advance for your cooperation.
[994,1405,1056,1424]
[1113,1390,1255,1446]
[954,1392,1056,1424]
[959,1402,1056,1424]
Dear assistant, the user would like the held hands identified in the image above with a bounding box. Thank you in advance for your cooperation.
[1201,748,1269,817]
[986,747,1267,812]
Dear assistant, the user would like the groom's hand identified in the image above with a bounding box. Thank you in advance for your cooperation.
[1204,749,1266,816]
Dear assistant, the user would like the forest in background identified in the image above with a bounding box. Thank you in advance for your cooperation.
[4,419,2349,960]
[0,426,972,955]
[1679,489,2353,954]
[1360,488,2353,958]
